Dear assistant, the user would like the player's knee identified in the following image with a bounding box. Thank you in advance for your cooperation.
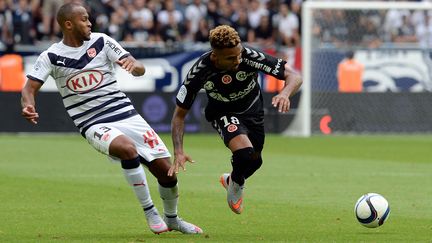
[118,143,139,169]
[158,179,178,188]
[120,143,138,160]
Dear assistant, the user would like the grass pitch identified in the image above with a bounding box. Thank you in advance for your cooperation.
[0,134,431,242]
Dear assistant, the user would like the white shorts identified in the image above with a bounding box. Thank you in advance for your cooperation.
[84,115,171,163]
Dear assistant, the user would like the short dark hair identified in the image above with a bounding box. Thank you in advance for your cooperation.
[346,50,354,59]
[56,3,82,27]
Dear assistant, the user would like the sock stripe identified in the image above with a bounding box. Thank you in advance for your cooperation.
[165,214,177,218]
[143,204,154,211]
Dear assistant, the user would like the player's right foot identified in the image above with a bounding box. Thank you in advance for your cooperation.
[164,216,203,234]
[219,173,230,190]
[227,175,244,214]
[144,208,169,234]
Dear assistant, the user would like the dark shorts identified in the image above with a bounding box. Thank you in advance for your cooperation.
[211,114,265,152]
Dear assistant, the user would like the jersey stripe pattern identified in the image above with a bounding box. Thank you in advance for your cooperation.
[27,33,137,136]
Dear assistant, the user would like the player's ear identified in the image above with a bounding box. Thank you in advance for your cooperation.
[64,20,73,30]
[210,51,216,62]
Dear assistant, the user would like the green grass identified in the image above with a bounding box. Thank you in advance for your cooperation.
[0,134,431,242]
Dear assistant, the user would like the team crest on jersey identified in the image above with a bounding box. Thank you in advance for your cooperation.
[87,48,97,58]
[227,124,238,132]
[236,71,247,81]
[222,75,232,84]
[66,70,103,93]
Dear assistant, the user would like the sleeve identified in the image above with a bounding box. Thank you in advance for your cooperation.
[102,34,130,62]
[175,58,207,110]
[242,46,287,80]
[26,51,52,83]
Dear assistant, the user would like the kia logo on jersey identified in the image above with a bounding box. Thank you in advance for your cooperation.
[87,48,97,58]
[222,75,232,84]
[66,70,103,93]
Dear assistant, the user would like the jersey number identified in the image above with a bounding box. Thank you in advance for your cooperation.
[220,116,240,127]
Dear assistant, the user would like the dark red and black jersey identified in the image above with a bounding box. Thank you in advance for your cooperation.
[176,46,286,121]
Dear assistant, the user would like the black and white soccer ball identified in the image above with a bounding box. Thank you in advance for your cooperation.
[354,193,390,228]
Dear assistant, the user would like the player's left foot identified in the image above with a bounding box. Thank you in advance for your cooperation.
[227,175,244,214]
[164,216,203,234]
[219,173,230,190]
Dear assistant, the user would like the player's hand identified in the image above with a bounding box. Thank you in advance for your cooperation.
[116,56,145,76]
[272,94,291,113]
[168,152,195,177]
[22,105,39,124]
[116,56,137,73]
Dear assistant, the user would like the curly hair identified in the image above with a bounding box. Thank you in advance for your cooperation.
[209,25,241,49]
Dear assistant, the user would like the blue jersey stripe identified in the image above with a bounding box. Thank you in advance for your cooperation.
[65,90,121,110]
[62,80,118,99]
[80,109,138,137]
[76,102,133,128]
[26,75,45,83]
[47,37,104,69]
[70,96,128,120]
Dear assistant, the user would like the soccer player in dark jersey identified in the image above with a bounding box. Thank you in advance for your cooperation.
[21,2,202,234]
[169,25,302,214]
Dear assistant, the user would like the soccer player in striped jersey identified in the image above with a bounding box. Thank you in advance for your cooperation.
[170,25,302,214]
[21,2,202,234]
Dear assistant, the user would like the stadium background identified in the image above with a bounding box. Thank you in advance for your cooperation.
[1,1,432,242]
[1,0,432,135]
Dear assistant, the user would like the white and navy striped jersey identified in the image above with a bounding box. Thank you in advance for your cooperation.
[27,33,138,136]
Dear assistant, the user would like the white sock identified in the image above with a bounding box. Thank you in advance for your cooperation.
[123,165,153,209]
[158,183,178,217]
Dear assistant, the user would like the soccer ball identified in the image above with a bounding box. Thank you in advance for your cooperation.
[354,193,390,228]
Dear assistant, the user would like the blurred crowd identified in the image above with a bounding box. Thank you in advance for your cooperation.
[313,0,432,48]
[2,0,432,51]
[0,0,302,49]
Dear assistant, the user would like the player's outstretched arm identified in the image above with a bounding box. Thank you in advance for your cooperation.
[169,106,195,176]
[271,63,303,113]
[21,79,43,124]
[116,55,145,76]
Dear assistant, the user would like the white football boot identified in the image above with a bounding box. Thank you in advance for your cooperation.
[226,175,244,214]
[164,216,203,234]
[144,208,169,234]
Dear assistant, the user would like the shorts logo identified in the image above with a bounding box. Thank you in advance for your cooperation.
[102,133,110,142]
[66,70,103,93]
[222,75,232,84]
[87,48,97,58]
[143,130,159,149]
[227,124,238,133]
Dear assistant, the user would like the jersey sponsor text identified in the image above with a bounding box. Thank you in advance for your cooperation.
[243,58,272,73]
[66,70,103,93]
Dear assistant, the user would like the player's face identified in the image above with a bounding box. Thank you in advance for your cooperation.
[70,7,92,41]
[212,44,243,71]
